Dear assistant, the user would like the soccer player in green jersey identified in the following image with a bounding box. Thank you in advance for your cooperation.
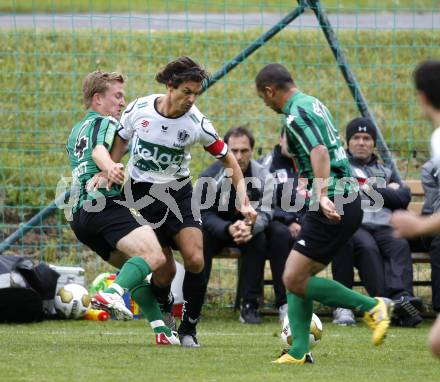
[255,63,392,364]
[67,70,179,345]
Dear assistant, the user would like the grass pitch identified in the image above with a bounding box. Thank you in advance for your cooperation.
[1,311,439,382]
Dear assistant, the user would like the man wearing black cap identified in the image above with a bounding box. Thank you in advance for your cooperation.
[331,117,423,327]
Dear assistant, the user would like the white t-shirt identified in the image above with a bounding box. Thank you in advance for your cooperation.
[119,94,227,183]
[431,126,440,168]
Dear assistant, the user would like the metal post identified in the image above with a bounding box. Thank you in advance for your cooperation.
[203,4,306,91]
[306,0,401,181]
[0,191,70,254]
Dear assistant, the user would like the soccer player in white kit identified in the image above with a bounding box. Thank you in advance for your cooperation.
[110,56,256,347]
[391,60,440,359]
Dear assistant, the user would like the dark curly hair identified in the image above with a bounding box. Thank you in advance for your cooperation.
[155,56,210,88]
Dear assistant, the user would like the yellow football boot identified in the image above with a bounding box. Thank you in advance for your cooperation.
[363,297,393,345]
[272,351,314,365]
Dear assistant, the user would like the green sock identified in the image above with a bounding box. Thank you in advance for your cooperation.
[287,291,313,360]
[305,276,377,312]
[104,257,151,294]
[130,282,171,336]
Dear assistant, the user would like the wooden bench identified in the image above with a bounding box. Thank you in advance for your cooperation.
[214,180,431,309]
[405,180,431,289]
[215,247,274,311]
[350,180,430,288]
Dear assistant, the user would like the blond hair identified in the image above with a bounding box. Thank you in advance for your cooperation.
[82,71,124,109]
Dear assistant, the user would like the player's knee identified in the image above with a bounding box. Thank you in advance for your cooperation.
[283,271,307,297]
[282,271,294,291]
[136,227,165,265]
[143,249,166,271]
[153,273,174,288]
[152,262,176,286]
[152,271,174,287]
[135,242,165,270]
[184,252,204,273]
[168,264,177,280]
[180,241,203,273]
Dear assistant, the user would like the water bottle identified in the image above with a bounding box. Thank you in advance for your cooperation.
[84,309,110,321]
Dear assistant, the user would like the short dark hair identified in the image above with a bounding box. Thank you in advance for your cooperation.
[255,63,295,91]
[414,60,440,109]
[155,56,210,88]
[224,125,255,149]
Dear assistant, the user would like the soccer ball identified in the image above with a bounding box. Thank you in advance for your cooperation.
[280,313,323,347]
[54,283,91,319]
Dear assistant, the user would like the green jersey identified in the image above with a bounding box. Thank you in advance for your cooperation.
[66,111,120,213]
[282,91,352,199]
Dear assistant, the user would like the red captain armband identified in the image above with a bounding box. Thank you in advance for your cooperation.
[204,138,228,158]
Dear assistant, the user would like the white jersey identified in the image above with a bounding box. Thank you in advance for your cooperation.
[119,94,227,183]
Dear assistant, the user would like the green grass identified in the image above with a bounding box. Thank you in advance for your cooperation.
[1,0,438,13]
[1,312,439,382]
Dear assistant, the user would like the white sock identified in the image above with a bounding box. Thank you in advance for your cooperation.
[108,283,125,296]
[150,320,166,329]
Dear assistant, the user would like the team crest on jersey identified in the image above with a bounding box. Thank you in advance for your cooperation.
[177,129,190,143]
[75,136,89,160]
[141,120,149,129]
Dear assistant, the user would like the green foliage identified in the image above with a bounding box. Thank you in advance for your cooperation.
[0,315,439,381]
[1,0,438,13]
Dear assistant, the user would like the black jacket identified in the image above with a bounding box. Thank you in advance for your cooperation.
[259,144,305,225]
[197,160,274,241]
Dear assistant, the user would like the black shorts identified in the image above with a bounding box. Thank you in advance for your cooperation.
[123,177,202,249]
[70,197,142,261]
[293,195,363,265]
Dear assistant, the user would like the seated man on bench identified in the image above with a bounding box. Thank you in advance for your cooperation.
[189,126,291,334]
[259,127,306,321]
[331,117,423,327]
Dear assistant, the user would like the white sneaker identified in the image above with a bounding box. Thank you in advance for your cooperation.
[91,291,133,321]
[179,333,201,348]
[333,307,356,326]
[278,304,288,323]
[156,331,181,345]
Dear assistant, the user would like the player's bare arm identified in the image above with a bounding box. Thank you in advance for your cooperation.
[219,150,257,225]
[110,135,129,163]
[91,144,125,187]
[310,144,340,222]
[89,135,129,191]
[391,210,440,238]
